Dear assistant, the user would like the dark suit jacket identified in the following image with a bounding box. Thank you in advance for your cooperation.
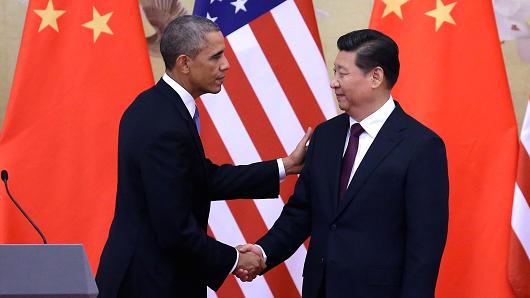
[257,103,448,298]
[96,79,279,298]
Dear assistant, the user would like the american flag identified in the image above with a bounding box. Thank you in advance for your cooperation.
[509,98,530,297]
[193,0,336,297]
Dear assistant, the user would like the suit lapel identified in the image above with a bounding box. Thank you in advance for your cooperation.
[155,79,208,170]
[324,114,351,212]
[333,104,408,221]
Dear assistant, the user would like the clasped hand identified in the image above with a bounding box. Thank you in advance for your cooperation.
[232,244,265,282]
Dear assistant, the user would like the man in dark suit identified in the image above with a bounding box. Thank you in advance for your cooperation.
[95,15,311,298]
[236,29,449,298]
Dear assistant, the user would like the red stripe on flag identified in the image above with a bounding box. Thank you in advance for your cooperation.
[207,225,245,298]
[293,0,324,55]
[198,101,301,298]
[223,35,310,251]
[508,230,530,297]
[517,144,530,208]
[197,101,232,165]
[250,13,327,130]
[222,42,285,161]
[198,102,271,246]
[222,42,299,207]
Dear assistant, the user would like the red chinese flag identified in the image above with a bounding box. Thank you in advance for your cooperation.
[0,0,153,272]
[370,0,518,297]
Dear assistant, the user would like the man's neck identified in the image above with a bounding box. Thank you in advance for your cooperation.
[165,71,196,99]
[347,91,391,122]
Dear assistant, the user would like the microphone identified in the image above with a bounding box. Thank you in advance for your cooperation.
[1,170,47,244]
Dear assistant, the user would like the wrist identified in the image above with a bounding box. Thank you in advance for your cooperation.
[282,157,294,175]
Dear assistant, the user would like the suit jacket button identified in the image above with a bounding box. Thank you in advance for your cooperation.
[330,224,337,231]
[320,257,324,264]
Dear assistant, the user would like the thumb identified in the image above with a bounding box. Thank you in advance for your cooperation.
[236,243,254,253]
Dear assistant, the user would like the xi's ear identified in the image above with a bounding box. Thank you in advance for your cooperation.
[370,67,384,88]
[175,55,191,74]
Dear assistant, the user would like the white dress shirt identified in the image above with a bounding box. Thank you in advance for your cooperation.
[344,96,396,187]
[256,97,396,265]
[162,73,286,274]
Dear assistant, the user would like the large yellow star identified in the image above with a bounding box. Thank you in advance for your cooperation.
[425,0,457,31]
[82,7,113,42]
[381,0,411,19]
[33,0,66,32]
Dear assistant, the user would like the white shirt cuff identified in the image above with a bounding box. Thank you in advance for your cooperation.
[230,248,239,274]
[254,244,267,263]
[276,158,286,182]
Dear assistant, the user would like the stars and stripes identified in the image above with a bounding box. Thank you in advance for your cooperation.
[194,0,336,297]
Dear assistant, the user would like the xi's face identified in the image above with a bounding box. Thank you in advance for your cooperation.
[188,31,230,97]
[330,51,373,114]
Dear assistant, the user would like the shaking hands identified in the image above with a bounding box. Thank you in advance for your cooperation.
[232,129,313,282]
[233,244,265,282]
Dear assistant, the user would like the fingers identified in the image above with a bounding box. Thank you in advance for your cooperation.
[233,248,266,282]
[300,127,313,148]
[236,243,263,258]
[236,243,255,253]
[235,268,255,282]
[284,127,313,175]
[295,127,312,152]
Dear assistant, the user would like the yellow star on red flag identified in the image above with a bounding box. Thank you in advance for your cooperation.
[381,0,411,19]
[82,7,113,42]
[425,0,457,31]
[33,0,66,32]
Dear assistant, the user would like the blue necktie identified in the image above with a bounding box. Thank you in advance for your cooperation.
[193,107,200,133]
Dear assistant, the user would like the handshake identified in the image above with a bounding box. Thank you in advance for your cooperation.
[232,244,266,282]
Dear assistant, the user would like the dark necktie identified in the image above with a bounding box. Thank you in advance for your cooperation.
[339,123,364,199]
[193,107,200,132]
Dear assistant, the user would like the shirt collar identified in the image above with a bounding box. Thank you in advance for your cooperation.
[162,73,196,118]
[349,96,396,138]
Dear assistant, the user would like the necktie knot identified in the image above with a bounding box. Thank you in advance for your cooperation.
[350,123,364,137]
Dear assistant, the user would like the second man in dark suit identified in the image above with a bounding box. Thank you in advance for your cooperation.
[237,29,449,298]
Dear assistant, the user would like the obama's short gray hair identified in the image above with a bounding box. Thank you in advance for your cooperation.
[160,15,220,70]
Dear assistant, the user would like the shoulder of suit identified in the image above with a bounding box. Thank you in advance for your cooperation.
[120,84,185,132]
[124,85,176,114]
[314,113,349,132]
[399,110,444,143]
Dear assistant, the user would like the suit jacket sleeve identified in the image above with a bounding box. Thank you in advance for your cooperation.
[139,131,235,290]
[205,159,280,201]
[401,135,449,297]
[256,129,318,271]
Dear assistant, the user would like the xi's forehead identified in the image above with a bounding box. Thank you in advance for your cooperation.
[334,51,356,65]
[336,50,357,59]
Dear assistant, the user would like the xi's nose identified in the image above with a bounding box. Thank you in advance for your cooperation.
[330,79,339,89]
